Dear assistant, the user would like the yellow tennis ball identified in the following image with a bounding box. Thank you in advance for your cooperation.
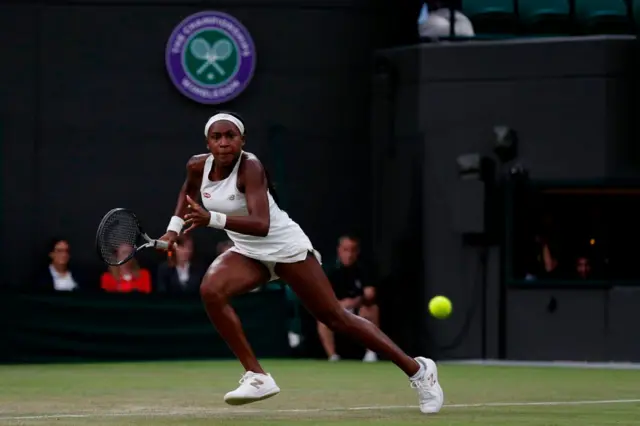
[429,295,452,319]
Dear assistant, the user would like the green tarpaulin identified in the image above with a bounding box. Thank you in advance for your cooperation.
[0,289,291,363]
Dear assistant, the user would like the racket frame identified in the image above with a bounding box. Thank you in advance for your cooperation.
[95,208,170,266]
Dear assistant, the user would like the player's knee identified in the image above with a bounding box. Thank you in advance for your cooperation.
[199,275,227,306]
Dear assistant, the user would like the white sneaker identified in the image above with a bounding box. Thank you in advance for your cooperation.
[363,350,378,362]
[223,371,280,406]
[410,357,444,414]
[328,354,341,362]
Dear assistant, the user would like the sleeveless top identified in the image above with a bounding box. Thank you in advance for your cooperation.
[200,153,315,262]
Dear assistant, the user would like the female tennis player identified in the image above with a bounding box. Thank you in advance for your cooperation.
[158,112,443,414]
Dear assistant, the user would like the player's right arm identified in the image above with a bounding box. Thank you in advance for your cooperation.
[158,155,207,246]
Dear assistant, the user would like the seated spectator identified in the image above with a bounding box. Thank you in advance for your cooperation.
[538,236,564,279]
[575,255,593,280]
[100,243,152,293]
[156,234,204,294]
[524,234,565,280]
[317,234,379,362]
[34,237,82,292]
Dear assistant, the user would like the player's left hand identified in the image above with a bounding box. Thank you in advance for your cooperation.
[183,195,211,234]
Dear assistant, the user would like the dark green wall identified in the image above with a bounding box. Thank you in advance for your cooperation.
[0,290,290,363]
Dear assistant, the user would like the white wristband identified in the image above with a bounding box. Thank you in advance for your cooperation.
[166,216,185,234]
[208,211,227,229]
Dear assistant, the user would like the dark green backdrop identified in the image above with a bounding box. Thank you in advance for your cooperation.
[0,289,290,363]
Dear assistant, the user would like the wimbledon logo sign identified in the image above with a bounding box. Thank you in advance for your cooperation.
[165,11,257,105]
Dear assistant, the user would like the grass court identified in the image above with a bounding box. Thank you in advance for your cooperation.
[1,359,639,425]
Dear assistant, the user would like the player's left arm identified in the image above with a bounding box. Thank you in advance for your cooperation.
[224,157,271,237]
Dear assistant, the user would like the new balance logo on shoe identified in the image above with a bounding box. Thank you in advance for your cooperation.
[249,378,264,389]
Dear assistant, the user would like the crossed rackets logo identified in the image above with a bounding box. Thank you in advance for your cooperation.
[165,11,256,105]
[185,31,238,85]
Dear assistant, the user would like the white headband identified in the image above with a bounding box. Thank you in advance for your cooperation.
[204,113,245,136]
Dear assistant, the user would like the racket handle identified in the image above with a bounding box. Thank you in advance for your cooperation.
[155,240,170,250]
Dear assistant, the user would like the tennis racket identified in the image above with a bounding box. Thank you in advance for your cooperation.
[95,208,170,266]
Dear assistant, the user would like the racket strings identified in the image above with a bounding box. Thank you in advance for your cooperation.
[97,211,139,265]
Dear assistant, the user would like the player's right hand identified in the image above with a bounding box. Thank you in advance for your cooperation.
[157,231,178,253]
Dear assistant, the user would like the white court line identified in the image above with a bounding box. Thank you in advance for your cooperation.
[1,399,639,421]
[443,360,640,370]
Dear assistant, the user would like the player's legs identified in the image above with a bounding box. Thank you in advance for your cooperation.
[200,250,281,405]
[275,252,443,414]
[274,254,419,376]
[200,250,269,373]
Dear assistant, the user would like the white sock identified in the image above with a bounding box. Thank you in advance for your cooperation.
[409,360,425,381]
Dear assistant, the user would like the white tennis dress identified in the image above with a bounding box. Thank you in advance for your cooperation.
[200,152,321,279]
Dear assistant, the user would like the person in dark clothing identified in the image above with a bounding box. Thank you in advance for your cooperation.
[156,234,205,294]
[318,235,379,362]
[34,237,84,292]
